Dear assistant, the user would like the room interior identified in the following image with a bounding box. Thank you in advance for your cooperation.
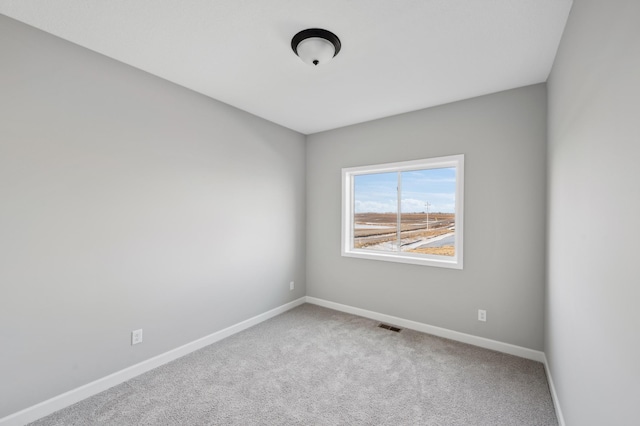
[1,1,638,425]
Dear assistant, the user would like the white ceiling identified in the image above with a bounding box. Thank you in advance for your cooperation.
[0,0,572,134]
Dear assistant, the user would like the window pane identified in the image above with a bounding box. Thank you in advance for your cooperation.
[343,155,463,269]
[400,168,456,256]
[353,172,398,251]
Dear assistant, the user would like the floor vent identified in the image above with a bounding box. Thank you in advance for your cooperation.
[378,323,402,332]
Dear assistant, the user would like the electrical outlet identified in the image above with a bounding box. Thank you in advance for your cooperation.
[289,281,295,291]
[478,310,487,322]
[131,329,143,345]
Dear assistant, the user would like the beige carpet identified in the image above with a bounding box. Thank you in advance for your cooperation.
[30,304,557,425]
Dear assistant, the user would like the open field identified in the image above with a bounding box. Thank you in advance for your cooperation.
[354,212,455,256]
[409,246,455,256]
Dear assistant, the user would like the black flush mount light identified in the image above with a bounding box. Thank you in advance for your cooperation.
[291,28,341,66]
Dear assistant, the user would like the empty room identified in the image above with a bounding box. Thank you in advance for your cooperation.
[1,1,638,425]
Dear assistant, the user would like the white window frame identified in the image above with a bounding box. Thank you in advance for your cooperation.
[341,154,464,269]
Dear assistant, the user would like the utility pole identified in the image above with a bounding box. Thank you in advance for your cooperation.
[425,202,430,231]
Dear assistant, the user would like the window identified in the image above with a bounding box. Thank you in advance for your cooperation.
[342,154,464,269]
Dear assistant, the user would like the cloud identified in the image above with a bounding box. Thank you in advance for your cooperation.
[354,200,397,213]
[401,197,455,213]
[354,169,457,213]
[354,197,455,213]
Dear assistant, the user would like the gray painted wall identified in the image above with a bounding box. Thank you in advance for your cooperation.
[0,16,306,417]
[306,85,547,351]
[546,0,640,424]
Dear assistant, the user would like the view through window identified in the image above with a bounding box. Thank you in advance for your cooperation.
[343,155,463,268]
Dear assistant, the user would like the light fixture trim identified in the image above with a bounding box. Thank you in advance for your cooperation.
[291,28,341,66]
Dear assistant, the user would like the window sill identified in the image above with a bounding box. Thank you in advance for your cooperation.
[342,249,463,269]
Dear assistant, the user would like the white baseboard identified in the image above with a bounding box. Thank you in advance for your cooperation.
[0,297,306,426]
[305,296,546,363]
[2,296,564,426]
[543,354,566,426]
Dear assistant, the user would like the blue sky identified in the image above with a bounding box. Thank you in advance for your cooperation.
[354,168,456,213]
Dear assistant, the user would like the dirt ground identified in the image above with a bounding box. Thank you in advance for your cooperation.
[407,246,455,256]
[354,212,455,255]
[355,212,453,225]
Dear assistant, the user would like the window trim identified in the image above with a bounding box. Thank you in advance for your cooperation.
[341,154,464,269]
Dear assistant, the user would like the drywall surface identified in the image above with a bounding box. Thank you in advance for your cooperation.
[0,16,305,418]
[306,85,547,351]
[546,0,640,424]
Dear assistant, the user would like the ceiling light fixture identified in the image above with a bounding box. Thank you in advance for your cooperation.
[291,28,341,66]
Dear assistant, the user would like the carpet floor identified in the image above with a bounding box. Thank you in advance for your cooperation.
[30,304,557,425]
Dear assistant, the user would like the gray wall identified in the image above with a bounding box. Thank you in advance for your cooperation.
[546,0,640,424]
[0,16,306,417]
[306,85,547,351]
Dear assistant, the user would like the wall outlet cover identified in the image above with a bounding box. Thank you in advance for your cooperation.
[131,329,143,345]
[478,310,487,322]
